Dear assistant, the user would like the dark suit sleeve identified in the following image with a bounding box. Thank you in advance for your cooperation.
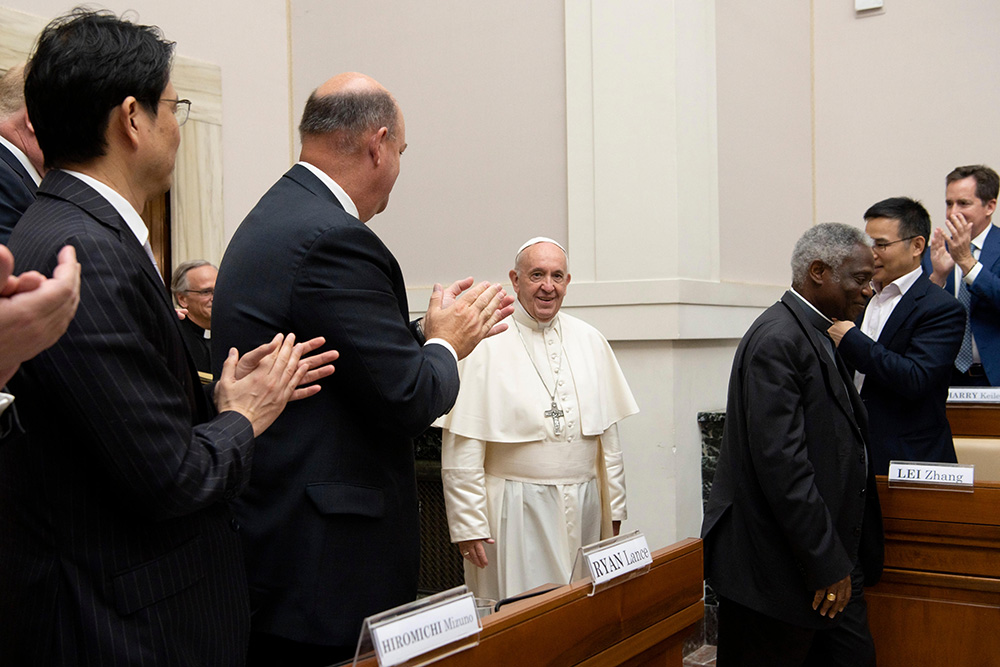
[743,334,854,589]
[838,298,965,400]
[0,166,34,245]
[969,260,1000,313]
[34,231,254,520]
[291,223,459,436]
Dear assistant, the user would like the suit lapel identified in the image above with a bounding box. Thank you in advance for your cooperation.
[39,170,171,310]
[979,226,1000,276]
[285,164,345,210]
[286,163,411,321]
[781,292,860,427]
[874,274,927,346]
[0,143,37,196]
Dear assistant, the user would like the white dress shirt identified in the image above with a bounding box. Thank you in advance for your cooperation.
[854,265,922,390]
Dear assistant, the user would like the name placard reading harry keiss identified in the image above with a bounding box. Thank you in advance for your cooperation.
[888,461,975,488]
[586,533,653,587]
[371,594,479,666]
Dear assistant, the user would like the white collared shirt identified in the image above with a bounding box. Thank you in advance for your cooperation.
[0,135,42,187]
[61,170,150,248]
[959,224,992,287]
[854,265,922,390]
[955,224,993,364]
[297,161,360,220]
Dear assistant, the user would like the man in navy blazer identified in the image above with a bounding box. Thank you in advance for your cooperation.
[924,165,1000,386]
[1,10,332,665]
[830,198,965,473]
[0,63,44,244]
[703,223,883,666]
[213,73,514,666]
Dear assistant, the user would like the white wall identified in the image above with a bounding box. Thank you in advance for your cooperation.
[0,0,293,240]
[814,1,1000,227]
[290,0,569,286]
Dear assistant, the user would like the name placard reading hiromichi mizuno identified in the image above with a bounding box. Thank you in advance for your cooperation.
[586,533,652,586]
[371,594,479,666]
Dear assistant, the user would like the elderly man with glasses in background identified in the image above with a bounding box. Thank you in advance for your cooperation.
[172,259,218,376]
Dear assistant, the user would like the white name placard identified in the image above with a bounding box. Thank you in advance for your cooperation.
[585,533,652,586]
[371,594,479,666]
[888,461,974,488]
[948,387,1000,403]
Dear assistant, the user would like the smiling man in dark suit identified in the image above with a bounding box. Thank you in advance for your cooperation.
[829,198,965,473]
[0,10,334,665]
[213,72,514,666]
[925,165,1000,386]
[703,223,884,666]
[0,63,43,244]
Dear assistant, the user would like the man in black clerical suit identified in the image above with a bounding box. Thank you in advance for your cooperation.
[830,198,965,473]
[171,259,217,375]
[0,63,44,244]
[213,72,514,666]
[703,223,884,666]
[1,10,334,665]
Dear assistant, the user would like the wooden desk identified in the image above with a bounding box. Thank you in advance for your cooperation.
[947,403,1000,437]
[357,538,704,667]
[867,478,1000,666]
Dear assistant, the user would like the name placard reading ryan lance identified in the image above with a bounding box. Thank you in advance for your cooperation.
[370,594,479,667]
[586,532,652,588]
[888,461,974,491]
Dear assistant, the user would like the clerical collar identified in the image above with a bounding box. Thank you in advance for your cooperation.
[513,301,559,331]
[789,287,834,326]
[297,161,360,220]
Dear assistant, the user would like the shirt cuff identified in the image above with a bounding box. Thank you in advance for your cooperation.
[425,338,458,361]
[965,261,983,285]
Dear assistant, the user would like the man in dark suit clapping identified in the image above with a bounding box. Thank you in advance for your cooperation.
[0,9,334,665]
[213,72,514,666]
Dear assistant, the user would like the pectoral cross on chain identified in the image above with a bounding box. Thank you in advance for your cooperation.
[545,401,565,436]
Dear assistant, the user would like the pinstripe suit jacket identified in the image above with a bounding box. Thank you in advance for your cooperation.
[0,170,255,666]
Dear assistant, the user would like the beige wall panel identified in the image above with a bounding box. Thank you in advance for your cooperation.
[814,1,1000,229]
[0,5,43,70]
[289,0,568,287]
[716,0,813,285]
[0,0,291,242]
[173,120,225,266]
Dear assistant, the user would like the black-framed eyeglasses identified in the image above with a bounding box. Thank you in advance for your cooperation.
[183,288,214,298]
[160,98,192,126]
[873,236,917,252]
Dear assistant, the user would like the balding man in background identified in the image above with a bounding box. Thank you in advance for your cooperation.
[213,72,514,665]
[0,63,44,243]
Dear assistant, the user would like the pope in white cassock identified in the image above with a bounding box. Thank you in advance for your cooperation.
[435,238,638,600]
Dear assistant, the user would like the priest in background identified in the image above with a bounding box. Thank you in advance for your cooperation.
[436,237,638,600]
[171,259,217,376]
